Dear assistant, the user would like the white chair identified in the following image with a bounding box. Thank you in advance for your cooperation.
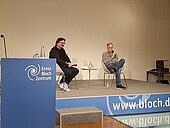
[56,64,78,90]
[101,60,127,88]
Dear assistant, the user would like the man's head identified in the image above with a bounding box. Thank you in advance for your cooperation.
[55,37,66,49]
[107,43,114,53]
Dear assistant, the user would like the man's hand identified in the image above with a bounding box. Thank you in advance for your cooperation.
[112,53,116,58]
[68,62,72,67]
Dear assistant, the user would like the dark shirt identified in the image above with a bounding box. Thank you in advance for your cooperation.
[49,46,71,68]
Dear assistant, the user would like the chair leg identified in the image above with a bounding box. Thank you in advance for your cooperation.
[111,74,114,86]
[122,73,127,88]
[74,77,78,90]
[106,74,110,88]
[57,74,61,85]
[62,74,65,84]
[104,72,106,86]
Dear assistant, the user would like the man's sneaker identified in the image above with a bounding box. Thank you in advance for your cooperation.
[116,84,126,90]
[59,83,64,89]
[63,83,70,92]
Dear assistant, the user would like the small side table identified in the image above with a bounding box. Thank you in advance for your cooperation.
[81,67,98,88]
[147,70,170,83]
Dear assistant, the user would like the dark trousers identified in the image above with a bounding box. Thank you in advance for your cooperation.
[60,66,79,85]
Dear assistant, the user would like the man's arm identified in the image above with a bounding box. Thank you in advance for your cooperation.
[115,53,119,61]
[63,49,71,63]
[102,52,113,64]
[102,52,119,65]
[62,49,73,67]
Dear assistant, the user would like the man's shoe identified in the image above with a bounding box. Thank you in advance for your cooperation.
[116,84,126,90]
[63,83,70,92]
[59,83,64,89]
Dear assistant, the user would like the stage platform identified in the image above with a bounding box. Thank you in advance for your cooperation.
[56,79,170,115]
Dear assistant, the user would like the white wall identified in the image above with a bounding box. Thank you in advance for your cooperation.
[130,0,170,80]
[0,0,170,80]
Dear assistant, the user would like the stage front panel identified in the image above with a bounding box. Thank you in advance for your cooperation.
[56,93,170,115]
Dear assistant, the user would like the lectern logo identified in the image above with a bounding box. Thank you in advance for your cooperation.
[25,64,41,81]
[25,64,52,81]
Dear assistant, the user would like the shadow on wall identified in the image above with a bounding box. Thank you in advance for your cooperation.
[124,69,131,79]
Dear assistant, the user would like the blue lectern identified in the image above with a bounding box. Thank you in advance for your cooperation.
[1,58,56,128]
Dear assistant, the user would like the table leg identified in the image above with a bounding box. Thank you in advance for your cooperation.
[158,71,161,83]
[147,71,149,82]
[88,70,91,88]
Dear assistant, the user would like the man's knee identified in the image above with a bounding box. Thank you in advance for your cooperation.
[123,59,125,63]
[120,59,125,63]
[75,68,79,75]
[65,68,79,76]
[64,69,72,76]
[71,68,79,77]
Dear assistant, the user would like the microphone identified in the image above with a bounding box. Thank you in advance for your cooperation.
[0,34,8,58]
[72,64,77,66]
[1,35,4,38]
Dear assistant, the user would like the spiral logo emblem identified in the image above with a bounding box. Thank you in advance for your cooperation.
[25,64,40,81]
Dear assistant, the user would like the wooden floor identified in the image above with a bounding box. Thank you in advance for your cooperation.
[56,116,131,128]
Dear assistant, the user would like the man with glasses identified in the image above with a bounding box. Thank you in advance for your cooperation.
[49,37,79,91]
[102,43,126,89]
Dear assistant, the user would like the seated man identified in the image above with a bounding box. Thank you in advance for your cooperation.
[102,43,126,89]
[49,37,79,91]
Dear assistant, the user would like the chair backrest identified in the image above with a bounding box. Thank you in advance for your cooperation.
[101,60,111,73]
[121,63,126,73]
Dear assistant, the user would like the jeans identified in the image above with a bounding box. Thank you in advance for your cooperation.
[106,59,125,85]
[60,66,79,85]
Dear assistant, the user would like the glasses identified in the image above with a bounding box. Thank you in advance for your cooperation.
[59,41,65,44]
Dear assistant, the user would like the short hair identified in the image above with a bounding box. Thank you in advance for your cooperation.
[107,43,113,46]
[55,37,66,46]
